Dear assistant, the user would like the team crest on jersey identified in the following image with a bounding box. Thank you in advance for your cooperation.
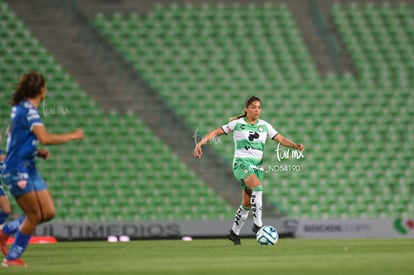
[258,126,264,132]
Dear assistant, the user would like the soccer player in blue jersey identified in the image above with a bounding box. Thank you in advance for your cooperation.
[1,71,83,267]
[194,96,304,245]
[0,132,25,257]
[0,146,11,230]
[0,147,13,235]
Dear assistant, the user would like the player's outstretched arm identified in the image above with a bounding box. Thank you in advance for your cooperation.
[194,127,224,158]
[273,134,304,151]
[32,125,84,145]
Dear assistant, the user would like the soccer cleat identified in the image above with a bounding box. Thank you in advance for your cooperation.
[252,223,262,234]
[228,230,241,245]
[0,229,8,256]
[2,258,27,267]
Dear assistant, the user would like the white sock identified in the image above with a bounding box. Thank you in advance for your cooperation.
[251,191,263,227]
[231,205,250,235]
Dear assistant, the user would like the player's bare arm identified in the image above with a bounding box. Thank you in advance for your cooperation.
[194,127,224,158]
[33,125,83,145]
[273,134,304,151]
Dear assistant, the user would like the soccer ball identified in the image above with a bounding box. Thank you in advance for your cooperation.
[256,225,279,245]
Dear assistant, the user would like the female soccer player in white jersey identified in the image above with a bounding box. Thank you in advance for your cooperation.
[1,71,83,267]
[194,96,304,245]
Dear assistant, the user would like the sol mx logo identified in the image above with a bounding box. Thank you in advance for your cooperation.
[394,218,414,235]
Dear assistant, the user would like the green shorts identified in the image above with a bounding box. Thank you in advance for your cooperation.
[233,161,264,190]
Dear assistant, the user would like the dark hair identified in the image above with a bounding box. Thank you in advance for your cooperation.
[11,71,45,106]
[229,96,261,121]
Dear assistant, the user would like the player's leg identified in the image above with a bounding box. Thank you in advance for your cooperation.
[35,189,56,223]
[3,173,53,266]
[0,197,11,226]
[4,191,40,265]
[1,215,25,236]
[231,189,251,236]
[0,191,12,256]
[0,215,25,256]
[242,173,264,233]
[0,185,11,226]
[229,163,263,244]
[32,172,55,223]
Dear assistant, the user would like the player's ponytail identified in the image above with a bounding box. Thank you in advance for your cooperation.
[229,95,261,121]
[229,112,246,122]
[11,71,45,106]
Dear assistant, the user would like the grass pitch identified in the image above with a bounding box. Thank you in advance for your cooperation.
[3,238,414,275]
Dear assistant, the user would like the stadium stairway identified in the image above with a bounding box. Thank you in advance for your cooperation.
[288,0,337,75]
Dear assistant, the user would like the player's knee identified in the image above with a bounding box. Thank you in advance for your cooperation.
[26,211,42,225]
[42,208,56,222]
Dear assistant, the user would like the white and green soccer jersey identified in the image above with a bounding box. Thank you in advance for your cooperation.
[221,118,278,167]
